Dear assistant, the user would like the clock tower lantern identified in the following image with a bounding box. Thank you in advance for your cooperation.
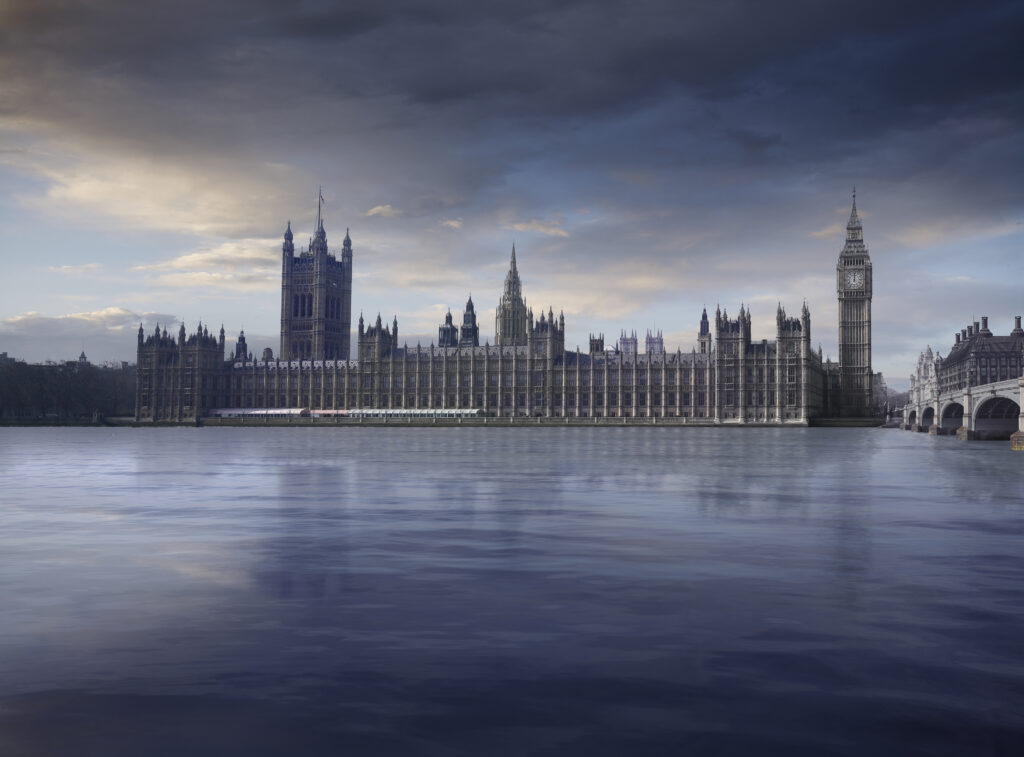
[836,190,873,416]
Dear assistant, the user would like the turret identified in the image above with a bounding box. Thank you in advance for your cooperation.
[235,330,248,362]
[341,228,353,264]
[698,307,712,354]
[439,308,458,347]
[283,221,294,257]
[460,294,480,347]
[310,188,328,257]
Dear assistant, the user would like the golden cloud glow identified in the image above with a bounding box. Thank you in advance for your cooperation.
[365,204,400,217]
[507,218,570,238]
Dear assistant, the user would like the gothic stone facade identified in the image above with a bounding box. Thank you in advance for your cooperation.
[909,316,1024,405]
[279,199,353,361]
[136,256,823,423]
[135,322,226,422]
[135,196,871,423]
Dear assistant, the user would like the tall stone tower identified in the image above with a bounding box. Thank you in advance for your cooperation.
[496,244,529,346]
[280,189,353,361]
[836,190,873,415]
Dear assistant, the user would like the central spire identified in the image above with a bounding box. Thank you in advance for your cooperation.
[841,188,866,252]
[847,187,861,233]
[496,243,528,346]
[316,186,324,231]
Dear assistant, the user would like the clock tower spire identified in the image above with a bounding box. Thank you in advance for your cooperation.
[836,189,873,416]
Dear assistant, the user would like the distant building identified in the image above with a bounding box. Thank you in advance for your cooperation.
[135,191,877,423]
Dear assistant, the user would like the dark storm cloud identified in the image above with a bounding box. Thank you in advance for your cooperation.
[2,0,1022,380]
[6,1,1020,118]
[5,1,1021,197]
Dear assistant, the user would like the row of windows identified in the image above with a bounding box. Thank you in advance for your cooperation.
[225,370,782,390]
[221,389,806,410]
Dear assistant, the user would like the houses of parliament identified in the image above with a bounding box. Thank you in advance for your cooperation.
[135,194,880,422]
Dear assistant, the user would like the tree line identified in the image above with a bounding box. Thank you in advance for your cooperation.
[0,360,136,420]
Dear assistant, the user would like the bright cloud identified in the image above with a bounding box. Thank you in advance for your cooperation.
[132,239,280,291]
[507,219,570,238]
[48,262,102,274]
[365,204,400,217]
[134,239,279,273]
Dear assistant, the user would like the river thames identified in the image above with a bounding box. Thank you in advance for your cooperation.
[1,427,1022,755]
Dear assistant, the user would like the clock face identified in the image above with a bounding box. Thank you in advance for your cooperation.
[844,270,864,289]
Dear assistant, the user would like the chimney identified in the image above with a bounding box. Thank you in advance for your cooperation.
[955,333,961,344]
[967,325,974,337]
[1013,316,1023,335]
[980,316,990,335]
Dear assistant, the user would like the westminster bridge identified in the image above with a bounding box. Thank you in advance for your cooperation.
[901,375,1024,448]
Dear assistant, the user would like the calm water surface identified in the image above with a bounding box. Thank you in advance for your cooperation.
[1,427,1022,755]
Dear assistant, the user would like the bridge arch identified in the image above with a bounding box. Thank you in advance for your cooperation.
[907,409,917,427]
[940,401,964,431]
[972,396,1021,440]
[921,406,935,428]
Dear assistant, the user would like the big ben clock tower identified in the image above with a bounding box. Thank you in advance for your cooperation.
[837,190,873,416]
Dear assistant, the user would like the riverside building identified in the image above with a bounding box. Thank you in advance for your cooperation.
[135,194,877,423]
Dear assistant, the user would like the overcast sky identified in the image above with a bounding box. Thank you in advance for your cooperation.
[1,0,1022,388]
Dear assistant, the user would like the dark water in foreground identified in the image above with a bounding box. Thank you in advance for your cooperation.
[1,427,1023,756]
